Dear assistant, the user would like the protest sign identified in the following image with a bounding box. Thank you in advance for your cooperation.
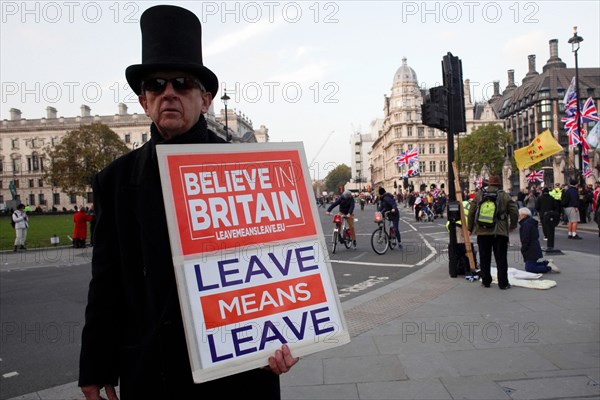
[157,142,350,383]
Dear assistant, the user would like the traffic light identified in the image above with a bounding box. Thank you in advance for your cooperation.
[442,52,466,134]
[421,86,448,131]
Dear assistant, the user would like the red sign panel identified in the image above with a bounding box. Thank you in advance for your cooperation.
[166,150,317,255]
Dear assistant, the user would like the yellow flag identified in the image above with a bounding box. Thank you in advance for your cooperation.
[514,130,563,170]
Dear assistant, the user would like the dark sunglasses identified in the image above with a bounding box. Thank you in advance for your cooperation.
[141,77,204,94]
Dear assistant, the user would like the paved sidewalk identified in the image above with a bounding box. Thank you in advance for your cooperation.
[5,245,600,400]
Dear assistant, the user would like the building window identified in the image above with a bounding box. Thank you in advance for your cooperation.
[440,144,446,154]
[408,144,413,150]
[124,133,131,143]
[407,126,413,137]
[38,179,43,187]
[419,144,425,154]
[440,160,447,172]
[53,193,60,205]
[419,161,425,172]
[87,192,93,204]
[29,194,35,206]
[38,193,45,206]
[429,161,436,173]
[142,133,148,143]
[70,194,77,204]
[417,127,424,137]
[0,180,2,189]
[11,138,19,150]
[32,153,39,171]
[537,99,551,113]
[394,126,401,138]
[406,112,412,121]
[0,158,3,172]
[28,179,34,188]
[428,127,434,137]
[12,158,20,173]
[429,144,435,154]
[539,114,552,130]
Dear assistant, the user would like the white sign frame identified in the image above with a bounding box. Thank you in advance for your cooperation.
[156,142,350,383]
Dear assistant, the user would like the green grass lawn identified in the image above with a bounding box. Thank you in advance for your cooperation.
[0,213,89,251]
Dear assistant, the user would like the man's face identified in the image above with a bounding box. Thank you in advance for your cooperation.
[138,71,213,140]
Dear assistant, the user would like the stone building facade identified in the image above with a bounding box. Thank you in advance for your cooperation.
[489,39,600,193]
[370,58,502,195]
[0,104,268,210]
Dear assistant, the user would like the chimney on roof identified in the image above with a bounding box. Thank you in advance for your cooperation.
[493,81,500,98]
[81,105,91,117]
[523,55,539,83]
[543,39,567,72]
[9,108,22,120]
[464,79,472,104]
[118,103,128,115]
[506,70,517,90]
[46,106,57,119]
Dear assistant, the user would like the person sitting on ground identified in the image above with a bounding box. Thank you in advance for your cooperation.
[518,208,560,274]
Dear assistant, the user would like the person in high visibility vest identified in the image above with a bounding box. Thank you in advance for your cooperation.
[446,200,471,236]
[447,200,478,276]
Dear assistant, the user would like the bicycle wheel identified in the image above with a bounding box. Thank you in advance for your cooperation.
[389,227,397,249]
[344,228,352,249]
[371,226,389,255]
[331,230,338,254]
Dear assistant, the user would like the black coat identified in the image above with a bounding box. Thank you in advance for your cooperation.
[79,118,280,399]
[519,215,543,262]
[535,193,559,219]
[378,193,400,221]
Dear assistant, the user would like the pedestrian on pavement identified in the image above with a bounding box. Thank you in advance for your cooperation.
[79,6,298,400]
[467,175,519,290]
[592,181,600,237]
[563,179,582,239]
[12,203,28,252]
[535,187,559,241]
[377,187,402,247]
[524,188,537,216]
[73,207,93,248]
[518,208,560,274]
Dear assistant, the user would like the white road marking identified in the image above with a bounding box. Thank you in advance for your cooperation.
[330,259,413,268]
[3,371,19,378]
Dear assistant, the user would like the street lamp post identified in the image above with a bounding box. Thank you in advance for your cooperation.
[568,26,584,186]
[221,89,231,142]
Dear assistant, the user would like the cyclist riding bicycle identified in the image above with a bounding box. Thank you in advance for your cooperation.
[326,190,357,248]
[378,187,402,246]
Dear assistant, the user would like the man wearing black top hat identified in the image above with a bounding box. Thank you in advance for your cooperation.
[79,6,297,400]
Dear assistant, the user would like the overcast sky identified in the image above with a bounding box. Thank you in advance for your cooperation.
[2,1,599,180]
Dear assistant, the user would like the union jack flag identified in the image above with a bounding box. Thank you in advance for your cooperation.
[526,170,544,183]
[475,177,483,188]
[582,168,593,178]
[402,164,420,178]
[581,97,599,124]
[569,129,582,147]
[563,77,577,111]
[396,147,419,166]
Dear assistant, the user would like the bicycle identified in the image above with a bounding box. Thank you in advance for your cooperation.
[371,211,398,255]
[331,214,353,254]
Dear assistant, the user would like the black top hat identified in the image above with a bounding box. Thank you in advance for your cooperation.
[126,5,218,97]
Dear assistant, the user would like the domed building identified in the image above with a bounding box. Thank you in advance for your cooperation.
[370,57,502,194]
